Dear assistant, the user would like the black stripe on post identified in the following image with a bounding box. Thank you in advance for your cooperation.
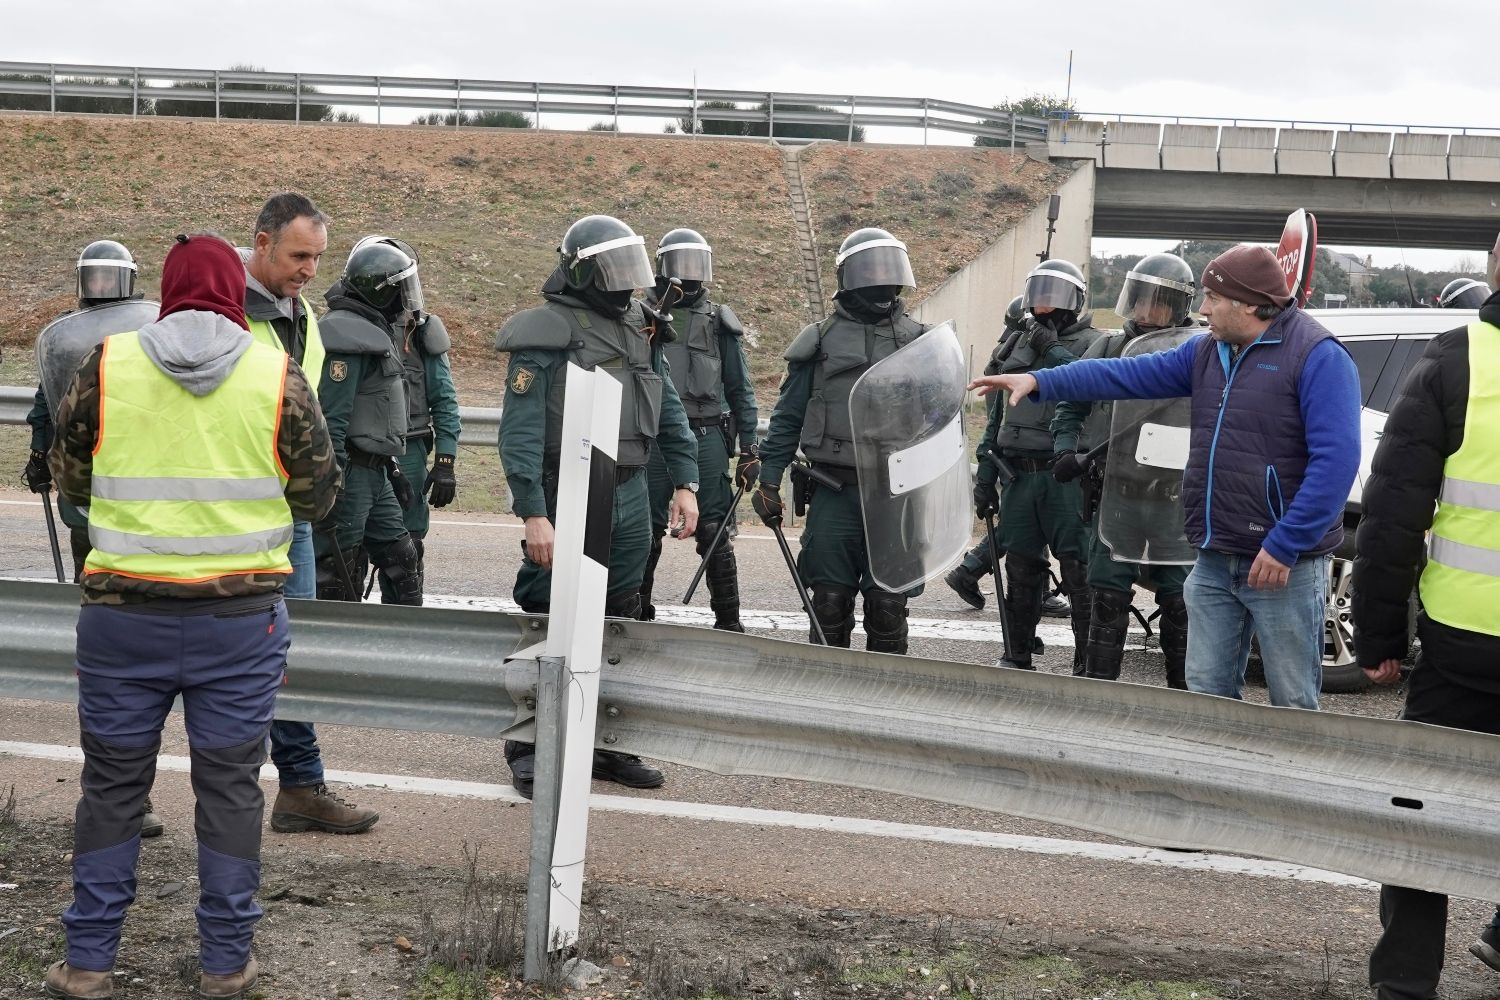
[583,447,616,567]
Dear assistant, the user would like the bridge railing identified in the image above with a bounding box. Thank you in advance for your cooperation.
[0,60,1050,147]
[1050,117,1500,182]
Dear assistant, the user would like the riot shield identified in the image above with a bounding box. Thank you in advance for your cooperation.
[1098,325,1198,565]
[849,320,971,593]
[35,299,160,420]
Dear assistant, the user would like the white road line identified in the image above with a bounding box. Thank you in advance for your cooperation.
[0,739,1373,890]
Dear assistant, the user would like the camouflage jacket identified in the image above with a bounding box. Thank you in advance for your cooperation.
[50,343,341,605]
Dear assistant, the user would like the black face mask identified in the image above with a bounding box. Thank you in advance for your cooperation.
[838,285,902,321]
[580,283,636,318]
[1037,309,1077,332]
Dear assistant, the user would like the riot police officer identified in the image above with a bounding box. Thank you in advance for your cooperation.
[976,259,1101,671]
[753,227,930,652]
[496,214,700,798]
[1438,277,1490,310]
[352,237,464,606]
[26,240,159,582]
[315,239,423,605]
[639,228,759,630]
[1051,253,1196,687]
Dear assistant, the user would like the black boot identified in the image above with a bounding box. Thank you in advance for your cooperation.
[1060,558,1092,677]
[1085,587,1133,680]
[810,585,856,648]
[699,523,744,631]
[944,562,987,610]
[371,535,423,606]
[863,589,909,655]
[638,531,664,621]
[998,555,1047,670]
[317,544,368,602]
[1157,590,1189,689]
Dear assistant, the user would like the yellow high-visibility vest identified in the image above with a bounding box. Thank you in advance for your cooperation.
[1420,321,1500,636]
[84,330,293,583]
[247,295,324,395]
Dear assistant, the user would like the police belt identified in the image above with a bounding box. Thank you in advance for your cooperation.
[808,462,861,486]
[615,465,643,485]
[345,446,394,471]
[1001,454,1054,474]
[688,414,728,430]
[1109,478,1182,502]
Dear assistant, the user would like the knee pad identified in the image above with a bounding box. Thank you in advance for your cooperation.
[695,521,724,555]
[316,545,368,602]
[1005,554,1049,591]
[810,585,856,648]
[1157,590,1190,671]
[862,589,909,655]
[371,535,422,606]
[605,591,643,620]
[1085,587,1133,681]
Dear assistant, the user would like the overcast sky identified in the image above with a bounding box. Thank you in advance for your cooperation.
[10,0,1496,270]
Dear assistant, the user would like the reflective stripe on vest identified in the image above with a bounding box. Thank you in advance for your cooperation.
[1419,321,1500,636]
[85,331,293,582]
[247,295,324,396]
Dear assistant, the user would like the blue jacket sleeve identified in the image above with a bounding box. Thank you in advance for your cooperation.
[1033,337,1199,403]
[1261,339,1362,566]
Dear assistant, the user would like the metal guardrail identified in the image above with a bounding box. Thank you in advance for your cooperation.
[1072,108,1500,137]
[5,576,1499,902]
[0,61,1050,147]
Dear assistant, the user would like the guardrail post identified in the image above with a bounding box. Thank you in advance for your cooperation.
[214,70,220,120]
[613,85,619,133]
[922,98,928,148]
[376,76,382,125]
[294,73,301,123]
[768,93,775,140]
[523,652,567,982]
[691,80,698,137]
[534,81,542,130]
[848,95,855,144]
[49,64,55,114]
[132,69,139,118]
[1009,112,1016,150]
[455,80,462,127]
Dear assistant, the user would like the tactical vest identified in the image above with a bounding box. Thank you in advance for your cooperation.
[660,297,725,421]
[799,312,927,468]
[247,295,324,396]
[319,308,408,457]
[1420,321,1500,636]
[85,331,292,582]
[1076,330,1137,451]
[401,336,432,441]
[995,320,1103,455]
[543,301,662,468]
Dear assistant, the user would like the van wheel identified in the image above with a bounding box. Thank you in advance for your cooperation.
[1320,536,1369,693]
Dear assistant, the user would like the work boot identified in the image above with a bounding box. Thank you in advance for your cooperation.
[270,784,379,834]
[1084,587,1133,681]
[1040,593,1070,618]
[1471,919,1500,973]
[140,795,164,838]
[592,750,664,789]
[944,564,986,610]
[506,742,535,800]
[701,527,745,632]
[199,956,258,999]
[43,962,113,999]
[998,554,1047,670]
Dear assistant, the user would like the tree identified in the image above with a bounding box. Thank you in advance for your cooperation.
[678,100,865,142]
[677,100,742,136]
[974,93,1076,148]
[153,64,340,121]
[0,73,150,114]
[411,109,531,128]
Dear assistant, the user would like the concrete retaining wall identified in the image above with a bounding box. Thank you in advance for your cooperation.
[1333,131,1391,179]
[1104,121,1160,170]
[1048,119,1104,164]
[1391,133,1450,180]
[1449,135,1500,182]
[1277,128,1334,176]
[1161,124,1219,172]
[1218,126,1277,174]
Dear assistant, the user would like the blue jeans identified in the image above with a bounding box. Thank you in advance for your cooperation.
[1182,549,1329,710]
[270,520,324,787]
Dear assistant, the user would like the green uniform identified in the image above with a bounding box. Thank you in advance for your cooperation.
[759,302,928,652]
[979,313,1102,669]
[497,292,697,616]
[641,292,758,627]
[1051,321,1189,686]
[26,383,91,575]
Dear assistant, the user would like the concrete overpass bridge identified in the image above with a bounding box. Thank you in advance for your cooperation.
[1049,120,1500,250]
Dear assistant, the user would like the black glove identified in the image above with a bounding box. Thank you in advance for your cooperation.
[973,479,999,519]
[751,482,783,528]
[424,454,457,508]
[1025,318,1057,357]
[1051,450,1088,484]
[735,444,761,491]
[388,460,416,511]
[22,449,52,493]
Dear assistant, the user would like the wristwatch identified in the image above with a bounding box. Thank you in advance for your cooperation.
[676,482,699,494]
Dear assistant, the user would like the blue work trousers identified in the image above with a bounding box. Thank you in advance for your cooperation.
[270,519,324,787]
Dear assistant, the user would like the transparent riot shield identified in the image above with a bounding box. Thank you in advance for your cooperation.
[849,321,971,593]
[35,300,160,419]
[1097,325,1199,565]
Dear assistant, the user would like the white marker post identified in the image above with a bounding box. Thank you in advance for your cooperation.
[524,363,621,980]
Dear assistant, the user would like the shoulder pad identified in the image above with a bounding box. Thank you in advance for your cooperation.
[494,305,580,353]
[318,310,396,355]
[1086,334,1119,359]
[716,303,745,337]
[418,314,451,355]
[783,321,824,363]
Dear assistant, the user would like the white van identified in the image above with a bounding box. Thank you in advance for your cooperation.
[1303,307,1478,692]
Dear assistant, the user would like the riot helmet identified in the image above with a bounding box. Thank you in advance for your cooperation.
[343,237,422,319]
[1022,259,1086,315]
[656,228,713,286]
[1003,295,1026,333]
[1115,252,1195,329]
[1438,277,1489,310]
[76,240,137,306]
[835,228,916,294]
[561,215,654,295]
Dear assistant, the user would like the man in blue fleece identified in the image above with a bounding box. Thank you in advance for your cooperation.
[971,245,1360,709]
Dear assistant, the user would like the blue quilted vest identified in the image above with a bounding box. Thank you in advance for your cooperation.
[1182,309,1345,558]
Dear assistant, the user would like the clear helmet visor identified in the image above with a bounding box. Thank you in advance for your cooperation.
[580,234,655,292]
[77,261,136,302]
[657,244,713,283]
[382,261,424,317]
[1115,272,1194,326]
[837,240,916,292]
[1023,272,1085,312]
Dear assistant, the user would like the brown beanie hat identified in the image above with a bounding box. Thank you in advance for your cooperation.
[1202,245,1293,309]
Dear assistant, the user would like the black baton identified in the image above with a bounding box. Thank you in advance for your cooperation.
[983,512,1014,663]
[770,520,827,646]
[40,487,65,583]
[682,482,746,604]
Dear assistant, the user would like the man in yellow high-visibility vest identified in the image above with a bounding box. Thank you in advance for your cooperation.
[1354,240,1500,1000]
[43,234,338,1000]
